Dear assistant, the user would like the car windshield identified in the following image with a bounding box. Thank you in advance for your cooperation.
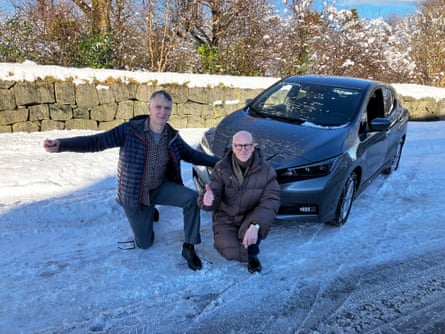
[249,81,362,126]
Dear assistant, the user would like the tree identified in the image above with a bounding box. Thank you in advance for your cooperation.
[143,0,199,72]
[274,0,318,77]
[0,0,442,86]
[71,0,112,35]
[0,18,35,62]
[216,0,282,76]
[306,4,415,83]
[109,0,147,69]
[407,0,445,87]
[180,0,281,75]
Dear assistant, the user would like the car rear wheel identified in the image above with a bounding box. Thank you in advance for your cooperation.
[383,139,404,175]
[329,172,357,226]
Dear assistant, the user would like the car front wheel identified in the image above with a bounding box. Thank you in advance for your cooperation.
[329,172,357,227]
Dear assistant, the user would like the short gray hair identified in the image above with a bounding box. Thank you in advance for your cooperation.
[149,90,173,104]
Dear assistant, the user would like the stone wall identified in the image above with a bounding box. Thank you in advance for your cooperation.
[399,96,445,121]
[0,79,443,133]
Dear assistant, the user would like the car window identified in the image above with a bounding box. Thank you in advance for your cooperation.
[382,87,395,116]
[382,87,402,125]
[261,84,292,109]
[251,82,362,126]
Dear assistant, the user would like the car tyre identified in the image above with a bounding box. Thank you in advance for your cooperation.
[383,139,404,175]
[329,172,357,227]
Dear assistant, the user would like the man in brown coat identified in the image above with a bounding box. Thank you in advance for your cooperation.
[198,131,280,273]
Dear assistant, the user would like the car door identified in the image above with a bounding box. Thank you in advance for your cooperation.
[380,86,406,166]
[357,87,391,184]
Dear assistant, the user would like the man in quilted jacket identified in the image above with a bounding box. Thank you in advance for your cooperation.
[198,131,280,273]
[44,90,218,271]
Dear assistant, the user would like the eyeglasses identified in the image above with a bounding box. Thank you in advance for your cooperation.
[233,143,254,150]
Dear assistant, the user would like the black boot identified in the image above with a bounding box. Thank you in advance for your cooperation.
[248,256,262,273]
[182,243,202,271]
[153,207,160,222]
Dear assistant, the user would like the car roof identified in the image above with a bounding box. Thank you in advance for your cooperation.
[283,75,380,91]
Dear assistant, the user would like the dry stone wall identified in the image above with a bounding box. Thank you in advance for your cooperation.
[0,79,443,133]
[0,79,263,133]
[399,96,445,121]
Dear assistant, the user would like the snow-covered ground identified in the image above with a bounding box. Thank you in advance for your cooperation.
[1,122,445,333]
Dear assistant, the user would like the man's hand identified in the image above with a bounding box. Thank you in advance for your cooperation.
[242,224,259,249]
[43,139,60,153]
[203,184,214,206]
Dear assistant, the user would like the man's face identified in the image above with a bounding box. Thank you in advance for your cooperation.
[148,95,172,127]
[232,132,255,162]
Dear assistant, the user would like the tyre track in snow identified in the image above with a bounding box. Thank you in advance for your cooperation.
[154,246,445,334]
[297,248,445,333]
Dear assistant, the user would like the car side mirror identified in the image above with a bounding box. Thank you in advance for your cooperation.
[370,117,390,131]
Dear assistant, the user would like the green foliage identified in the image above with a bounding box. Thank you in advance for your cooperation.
[67,33,114,69]
[196,44,221,74]
[280,52,310,77]
[223,38,262,76]
[0,18,34,62]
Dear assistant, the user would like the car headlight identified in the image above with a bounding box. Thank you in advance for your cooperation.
[199,131,215,156]
[278,161,333,181]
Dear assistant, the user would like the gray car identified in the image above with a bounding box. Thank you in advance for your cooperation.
[193,75,409,226]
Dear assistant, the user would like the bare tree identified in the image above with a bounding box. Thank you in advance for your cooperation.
[408,0,445,86]
[144,0,198,72]
[179,0,281,75]
[305,4,416,83]
[274,2,319,77]
[71,0,112,35]
[0,0,442,86]
[110,0,147,69]
[1,0,87,65]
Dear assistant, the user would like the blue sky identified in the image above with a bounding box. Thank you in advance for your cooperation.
[312,0,419,19]
[0,0,420,21]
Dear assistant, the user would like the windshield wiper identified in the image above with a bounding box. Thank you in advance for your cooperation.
[247,106,268,118]
[249,107,306,124]
[270,114,306,124]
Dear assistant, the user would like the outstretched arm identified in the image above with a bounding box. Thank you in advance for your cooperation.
[42,124,127,153]
[175,134,219,167]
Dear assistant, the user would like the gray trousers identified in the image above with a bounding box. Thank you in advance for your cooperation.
[124,181,201,249]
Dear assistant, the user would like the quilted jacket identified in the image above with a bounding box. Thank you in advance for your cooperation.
[198,148,280,240]
[57,115,218,211]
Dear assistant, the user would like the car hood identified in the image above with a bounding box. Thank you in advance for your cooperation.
[210,110,350,168]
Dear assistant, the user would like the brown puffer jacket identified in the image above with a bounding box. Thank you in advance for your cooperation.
[198,148,280,260]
